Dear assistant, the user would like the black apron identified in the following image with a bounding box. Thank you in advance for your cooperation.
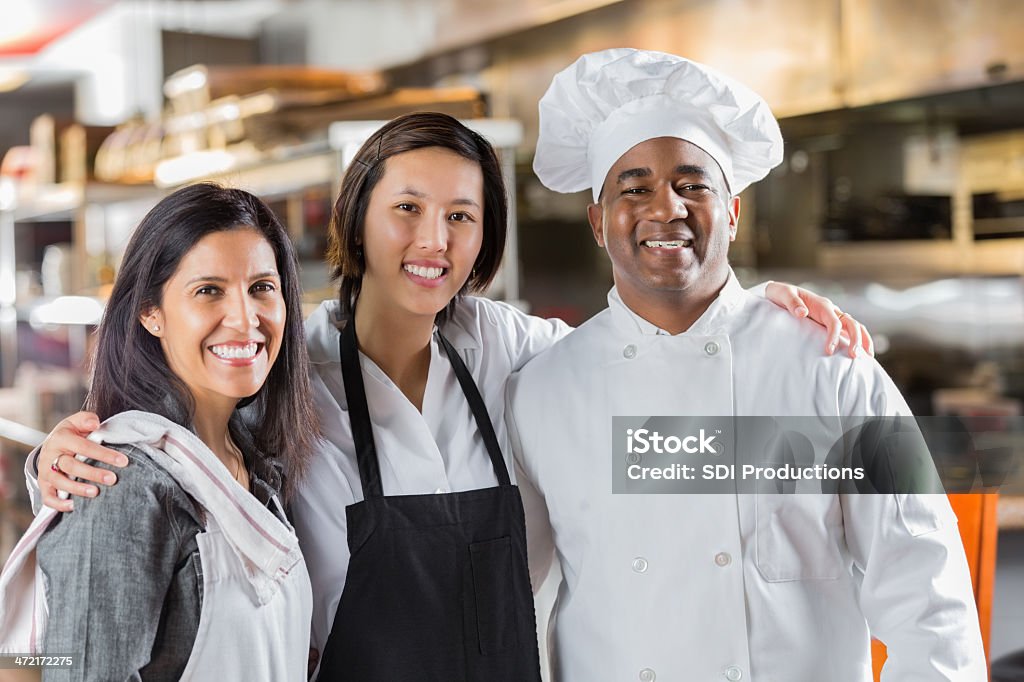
[316,321,543,682]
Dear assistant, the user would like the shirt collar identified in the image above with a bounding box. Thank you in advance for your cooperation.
[305,298,480,366]
[607,269,746,337]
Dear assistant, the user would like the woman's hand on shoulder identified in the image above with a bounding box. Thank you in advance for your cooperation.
[765,281,874,358]
[37,412,129,512]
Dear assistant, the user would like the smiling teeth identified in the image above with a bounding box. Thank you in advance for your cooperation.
[642,240,692,248]
[210,343,258,359]
[404,264,445,279]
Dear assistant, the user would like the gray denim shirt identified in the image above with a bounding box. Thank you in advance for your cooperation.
[35,420,286,682]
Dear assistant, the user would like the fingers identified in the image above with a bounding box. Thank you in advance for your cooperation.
[842,316,874,357]
[843,314,863,358]
[40,420,127,476]
[861,323,876,357]
[765,281,808,318]
[41,464,102,508]
[765,282,875,358]
[42,488,75,512]
[61,455,120,486]
[824,309,843,356]
[47,437,127,472]
[63,411,102,433]
[36,413,127,512]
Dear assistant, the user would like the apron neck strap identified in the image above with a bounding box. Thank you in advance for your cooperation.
[339,319,513,499]
[339,320,385,498]
[436,332,511,488]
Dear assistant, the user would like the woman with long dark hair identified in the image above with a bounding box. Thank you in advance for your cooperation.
[27,115,868,680]
[0,183,318,679]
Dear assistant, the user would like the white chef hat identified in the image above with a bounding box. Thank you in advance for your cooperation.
[534,48,784,202]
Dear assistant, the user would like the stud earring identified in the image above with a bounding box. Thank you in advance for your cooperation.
[152,325,160,332]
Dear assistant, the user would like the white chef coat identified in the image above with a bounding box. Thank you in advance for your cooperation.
[507,272,986,682]
[291,296,570,660]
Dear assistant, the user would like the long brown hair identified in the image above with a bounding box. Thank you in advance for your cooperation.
[86,183,318,499]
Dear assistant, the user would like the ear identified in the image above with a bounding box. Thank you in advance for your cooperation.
[587,202,605,247]
[727,196,741,242]
[139,307,165,337]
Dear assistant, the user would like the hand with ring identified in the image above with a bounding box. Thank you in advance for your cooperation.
[36,412,128,512]
[764,282,873,357]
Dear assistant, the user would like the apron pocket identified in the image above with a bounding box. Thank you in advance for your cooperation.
[469,536,518,655]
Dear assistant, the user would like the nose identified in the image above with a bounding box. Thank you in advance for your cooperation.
[648,184,687,223]
[223,289,260,332]
[414,212,448,252]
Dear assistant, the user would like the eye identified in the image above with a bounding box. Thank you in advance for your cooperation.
[396,202,419,213]
[195,285,221,296]
[448,211,475,223]
[622,187,648,196]
[679,183,713,194]
[250,281,277,294]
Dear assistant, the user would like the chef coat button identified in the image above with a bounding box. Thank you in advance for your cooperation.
[704,341,720,356]
[434,487,445,494]
[714,552,732,567]
[724,665,743,680]
[631,557,648,573]
[639,668,656,681]
[623,344,638,359]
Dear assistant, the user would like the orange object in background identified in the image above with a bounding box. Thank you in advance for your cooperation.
[871,493,1000,680]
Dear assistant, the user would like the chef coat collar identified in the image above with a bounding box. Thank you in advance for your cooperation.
[305,298,481,365]
[608,269,746,337]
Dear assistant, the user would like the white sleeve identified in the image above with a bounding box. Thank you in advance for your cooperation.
[291,436,354,680]
[289,369,359,677]
[506,375,556,591]
[838,362,986,680]
[24,448,43,515]
[475,298,573,373]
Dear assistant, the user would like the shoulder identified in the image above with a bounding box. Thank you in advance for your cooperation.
[522,308,610,369]
[78,443,201,524]
[447,296,525,341]
[732,291,836,356]
[38,443,203,561]
[731,294,905,412]
[509,309,611,391]
[305,299,342,365]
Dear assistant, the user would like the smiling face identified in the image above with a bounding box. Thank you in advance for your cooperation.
[358,146,485,320]
[587,137,740,311]
[142,228,285,413]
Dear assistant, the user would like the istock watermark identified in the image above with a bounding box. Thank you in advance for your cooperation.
[611,416,1023,495]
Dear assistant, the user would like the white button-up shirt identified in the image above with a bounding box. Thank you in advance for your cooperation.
[291,296,569,659]
[507,272,986,681]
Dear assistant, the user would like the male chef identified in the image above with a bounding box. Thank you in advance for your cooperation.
[507,49,985,681]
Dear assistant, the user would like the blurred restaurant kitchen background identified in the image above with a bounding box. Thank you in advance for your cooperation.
[0,0,1022,676]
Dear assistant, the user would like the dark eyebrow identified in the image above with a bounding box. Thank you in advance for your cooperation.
[676,164,713,180]
[185,272,279,286]
[616,167,652,184]
[395,188,479,208]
